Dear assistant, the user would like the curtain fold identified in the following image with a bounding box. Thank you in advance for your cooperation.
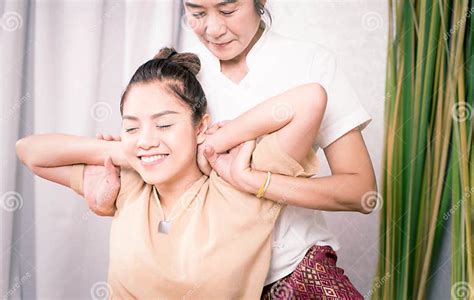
[1,1,34,299]
[1,1,180,298]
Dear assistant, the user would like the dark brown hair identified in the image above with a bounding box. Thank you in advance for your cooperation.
[120,47,207,125]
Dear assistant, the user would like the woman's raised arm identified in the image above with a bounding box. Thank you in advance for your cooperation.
[203,84,377,214]
[15,134,127,215]
[16,134,126,169]
[205,82,327,165]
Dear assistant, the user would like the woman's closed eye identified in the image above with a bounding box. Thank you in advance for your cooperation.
[191,9,236,18]
[124,124,173,132]
[156,124,173,130]
[220,10,236,16]
[192,11,206,18]
[125,127,137,133]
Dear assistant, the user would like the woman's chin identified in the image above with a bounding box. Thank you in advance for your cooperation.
[140,172,170,186]
[207,47,239,62]
[132,165,167,185]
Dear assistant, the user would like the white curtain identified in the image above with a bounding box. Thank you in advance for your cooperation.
[1,1,181,298]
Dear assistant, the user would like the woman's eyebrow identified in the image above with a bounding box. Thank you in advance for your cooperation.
[184,0,238,9]
[122,110,178,121]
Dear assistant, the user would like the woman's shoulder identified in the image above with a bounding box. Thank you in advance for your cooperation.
[261,30,337,81]
[265,30,335,60]
[111,167,150,213]
[116,167,146,198]
[251,132,320,178]
[119,166,142,180]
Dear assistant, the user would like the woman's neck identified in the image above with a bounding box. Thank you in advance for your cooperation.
[220,23,265,83]
[154,165,203,214]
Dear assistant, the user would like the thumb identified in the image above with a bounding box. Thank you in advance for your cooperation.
[203,145,218,166]
[219,120,230,127]
[234,140,256,168]
[104,156,119,177]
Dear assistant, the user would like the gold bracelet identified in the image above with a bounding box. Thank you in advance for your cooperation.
[256,171,272,199]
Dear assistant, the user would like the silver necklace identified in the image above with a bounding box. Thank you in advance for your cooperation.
[152,177,205,234]
[153,186,174,234]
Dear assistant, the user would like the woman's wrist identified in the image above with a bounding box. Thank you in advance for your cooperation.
[100,140,127,167]
[236,169,267,195]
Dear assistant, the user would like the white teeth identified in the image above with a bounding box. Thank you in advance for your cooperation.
[140,155,166,163]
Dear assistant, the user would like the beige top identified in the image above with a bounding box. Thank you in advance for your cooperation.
[70,132,319,299]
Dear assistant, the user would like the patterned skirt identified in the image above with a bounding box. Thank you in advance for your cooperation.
[261,245,364,299]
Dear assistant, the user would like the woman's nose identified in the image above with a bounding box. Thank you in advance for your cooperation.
[205,16,227,39]
[137,127,160,149]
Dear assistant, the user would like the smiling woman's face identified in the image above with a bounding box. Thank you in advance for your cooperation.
[183,0,262,61]
[120,82,206,185]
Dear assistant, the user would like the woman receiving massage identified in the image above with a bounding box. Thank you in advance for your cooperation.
[16,48,364,298]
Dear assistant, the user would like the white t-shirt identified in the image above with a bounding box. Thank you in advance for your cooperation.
[185,25,372,285]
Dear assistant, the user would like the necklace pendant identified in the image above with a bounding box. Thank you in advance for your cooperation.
[158,220,172,234]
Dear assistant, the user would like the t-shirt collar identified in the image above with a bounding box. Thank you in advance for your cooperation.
[152,175,208,218]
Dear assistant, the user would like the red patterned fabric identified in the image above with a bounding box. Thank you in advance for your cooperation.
[261,245,363,299]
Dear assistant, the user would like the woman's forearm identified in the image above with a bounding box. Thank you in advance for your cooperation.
[16,134,127,168]
[239,170,376,214]
[207,83,326,153]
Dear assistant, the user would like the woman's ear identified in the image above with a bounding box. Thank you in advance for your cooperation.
[196,114,210,144]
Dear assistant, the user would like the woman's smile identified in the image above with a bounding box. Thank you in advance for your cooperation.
[208,39,234,49]
[139,154,169,167]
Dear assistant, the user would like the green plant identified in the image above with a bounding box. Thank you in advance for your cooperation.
[374,0,473,299]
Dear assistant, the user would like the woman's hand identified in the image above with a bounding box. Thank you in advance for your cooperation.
[203,140,258,193]
[95,133,121,141]
[81,133,124,216]
[206,120,230,135]
[197,143,212,175]
[83,157,120,216]
[95,133,130,168]
[197,120,230,175]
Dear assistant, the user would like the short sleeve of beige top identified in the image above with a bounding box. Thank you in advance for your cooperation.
[70,132,319,299]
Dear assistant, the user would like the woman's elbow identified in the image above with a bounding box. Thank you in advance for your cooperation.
[16,136,40,169]
[306,83,328,112]
[16,137,30,166]
[357,180,379,215]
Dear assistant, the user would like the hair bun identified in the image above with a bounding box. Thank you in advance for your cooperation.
[154,47,201,76]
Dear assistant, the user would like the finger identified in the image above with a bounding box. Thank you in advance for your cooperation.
[96,133,103,139]
[197,145,212,175]
[229,143,244,154]
[104,156,113,168]
[206,124,219,135]
[198,156,212,175]
[234,140,256,168]
[103,134,113,141]
[104,156,120,177]
[113,135,122,141]
[218,120,230,127]
[203,145,218,167]
[241,140,256,153]
[107,134,120,141]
